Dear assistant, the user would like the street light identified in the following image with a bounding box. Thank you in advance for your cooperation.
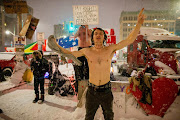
[5,30,15,36]
[5,30,15,47]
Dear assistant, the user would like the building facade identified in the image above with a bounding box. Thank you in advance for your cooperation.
[54,21,80,39]
[119,10,177,41]
[54,24,66,39]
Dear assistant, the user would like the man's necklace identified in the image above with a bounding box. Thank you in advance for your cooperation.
[94,45,104,49]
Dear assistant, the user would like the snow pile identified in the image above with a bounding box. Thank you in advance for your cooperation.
[155,61,176,75]
[0,80,15,91]
[0,53,15,60]
[58,63,74,76]
[10,61,29,85]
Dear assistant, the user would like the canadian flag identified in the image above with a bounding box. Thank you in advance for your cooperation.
[103,29,116,46]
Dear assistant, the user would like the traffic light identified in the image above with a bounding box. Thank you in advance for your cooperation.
[69,21,74,32]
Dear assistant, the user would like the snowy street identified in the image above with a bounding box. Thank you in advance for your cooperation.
[0,63,180,120]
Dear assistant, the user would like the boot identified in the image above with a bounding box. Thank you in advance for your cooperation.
[38,94,44,104]
[33,94,39,103]
[0,109,3,113]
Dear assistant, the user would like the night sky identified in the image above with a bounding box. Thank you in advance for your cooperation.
[26,0,171,42]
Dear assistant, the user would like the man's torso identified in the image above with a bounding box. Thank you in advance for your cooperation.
[81,47,115,86]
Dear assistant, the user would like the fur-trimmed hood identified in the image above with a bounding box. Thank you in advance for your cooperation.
[32,50,42,60]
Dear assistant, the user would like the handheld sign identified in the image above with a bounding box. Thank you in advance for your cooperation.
[73,5,99,25]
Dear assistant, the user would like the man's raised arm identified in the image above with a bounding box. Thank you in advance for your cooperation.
[48,35,83,65]
[114,8,146,50]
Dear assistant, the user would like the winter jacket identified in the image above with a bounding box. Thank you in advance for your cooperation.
[31,51,49,78]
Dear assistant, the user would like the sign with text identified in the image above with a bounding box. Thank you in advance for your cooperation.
[73,5,99,25]
[14,36,26,46]
[19,15,31,36]
[3,0,28,14]
[37,32,45,41]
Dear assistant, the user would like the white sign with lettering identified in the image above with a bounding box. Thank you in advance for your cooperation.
[37,32,44,41]
[73,5,99,25]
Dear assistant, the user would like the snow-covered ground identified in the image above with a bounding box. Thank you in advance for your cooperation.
[0,63,180,120]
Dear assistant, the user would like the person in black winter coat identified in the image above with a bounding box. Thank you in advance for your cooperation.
[31,50,49,104]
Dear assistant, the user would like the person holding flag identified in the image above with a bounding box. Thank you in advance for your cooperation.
[73,25,92,100]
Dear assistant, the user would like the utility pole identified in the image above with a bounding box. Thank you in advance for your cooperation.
[17,13,22,35]
[3,0,28,35]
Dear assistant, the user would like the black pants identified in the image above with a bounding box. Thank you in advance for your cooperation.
[34,76,45,95]
[85,87,114,120]
[77,55,89,79]
[73,47,90,92]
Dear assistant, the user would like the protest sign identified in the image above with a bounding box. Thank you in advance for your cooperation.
[73,5,99,25]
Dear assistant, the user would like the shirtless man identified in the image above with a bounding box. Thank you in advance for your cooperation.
[74,25,92,99]
[48,8,145,120]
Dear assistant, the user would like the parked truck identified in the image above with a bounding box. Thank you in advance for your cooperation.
[0,52,16,79]
[118,27,180,80]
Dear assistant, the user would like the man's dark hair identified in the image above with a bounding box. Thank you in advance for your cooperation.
[91,28,107,43]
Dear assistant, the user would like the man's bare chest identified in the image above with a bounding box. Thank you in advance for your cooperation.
[85,50,112,65]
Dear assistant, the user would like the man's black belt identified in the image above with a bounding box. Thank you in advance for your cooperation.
[88,81,111,92]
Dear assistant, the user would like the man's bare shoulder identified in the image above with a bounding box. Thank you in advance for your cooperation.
[105,44,117,51]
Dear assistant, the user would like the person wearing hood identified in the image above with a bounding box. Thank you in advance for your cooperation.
[31,50,49,104]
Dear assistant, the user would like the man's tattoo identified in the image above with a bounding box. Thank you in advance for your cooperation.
[97,58,101,64]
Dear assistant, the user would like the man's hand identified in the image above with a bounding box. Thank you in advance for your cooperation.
[137,8,146,24]
[75,25,92,38]
[114,8,146,51]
